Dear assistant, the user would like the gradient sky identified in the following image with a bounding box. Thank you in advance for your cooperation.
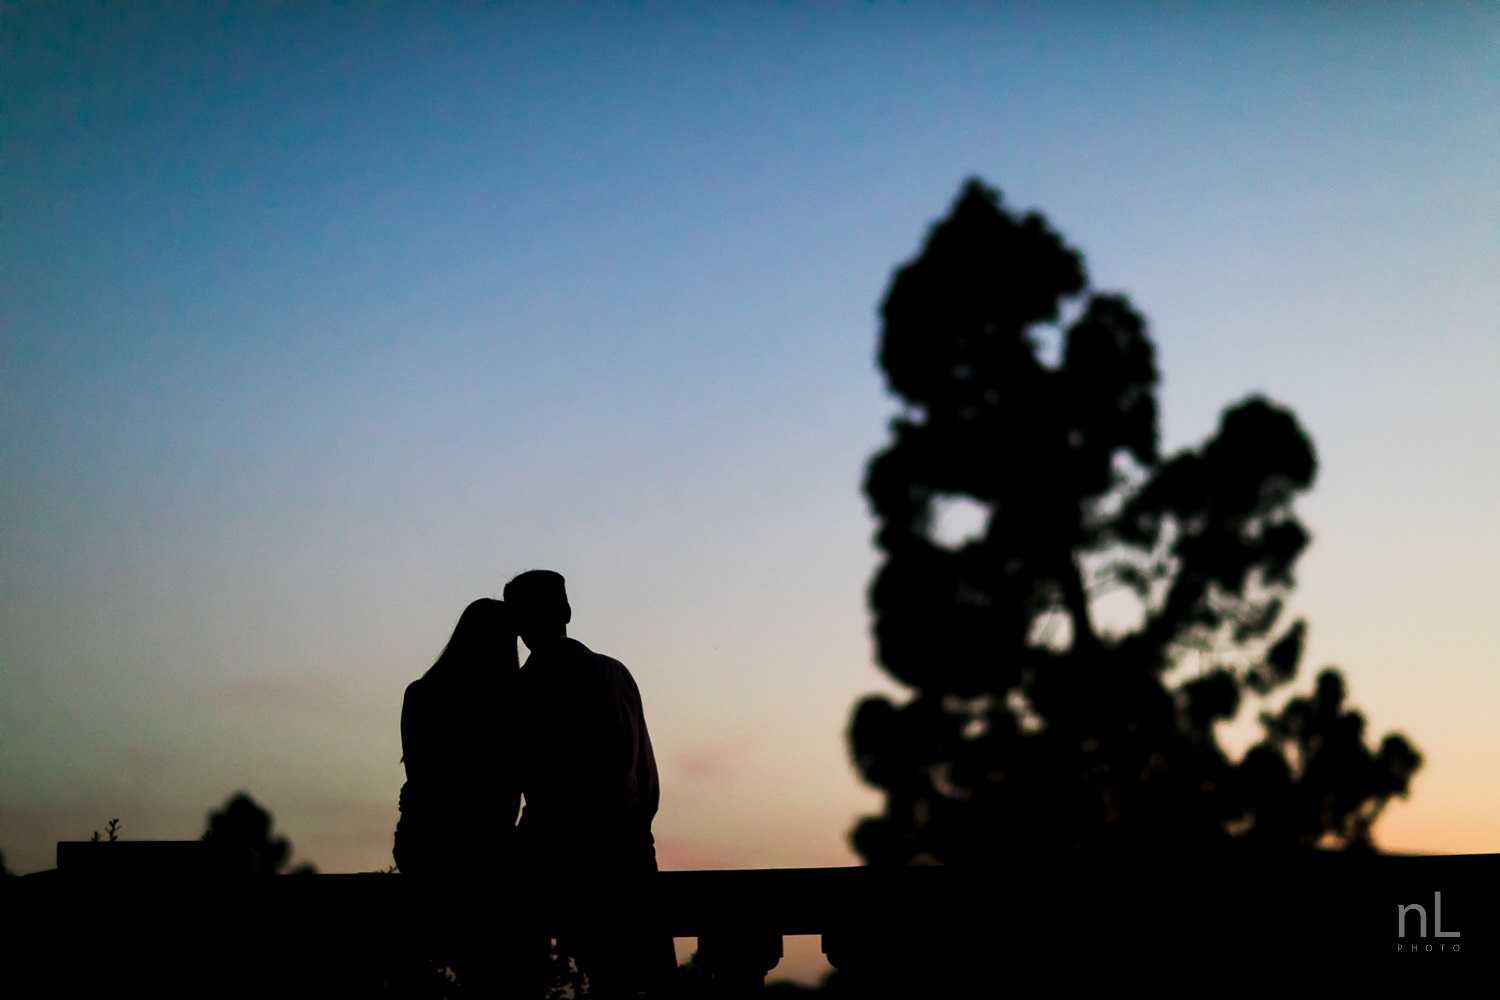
[3,2,1497,980]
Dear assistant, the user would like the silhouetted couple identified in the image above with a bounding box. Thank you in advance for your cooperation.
[394,570,672,997]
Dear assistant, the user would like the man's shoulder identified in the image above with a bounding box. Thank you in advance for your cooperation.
[567,639,630,673]
[566,640,640,691]
[524,639,625,676]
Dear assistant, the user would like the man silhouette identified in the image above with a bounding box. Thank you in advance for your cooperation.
[503,570,670,995]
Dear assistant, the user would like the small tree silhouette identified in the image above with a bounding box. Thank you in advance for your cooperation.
[850,178,1421,864]
[202,792,316,874]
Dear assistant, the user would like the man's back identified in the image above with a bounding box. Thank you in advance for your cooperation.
[518,637,659,869]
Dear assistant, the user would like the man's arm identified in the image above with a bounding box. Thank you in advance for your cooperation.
[399,680,425,778]
[589,657,654,819]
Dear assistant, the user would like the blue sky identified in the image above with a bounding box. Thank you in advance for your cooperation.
[3,2,1497,979]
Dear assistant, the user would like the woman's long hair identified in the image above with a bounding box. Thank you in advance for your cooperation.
[396,598,520,874]
[423,597,518,682]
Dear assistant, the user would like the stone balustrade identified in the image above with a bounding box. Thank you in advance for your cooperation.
[2,842,1492,994]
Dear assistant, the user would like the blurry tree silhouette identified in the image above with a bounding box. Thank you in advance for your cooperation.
[202,791,317,874]
[850,178,1421,864]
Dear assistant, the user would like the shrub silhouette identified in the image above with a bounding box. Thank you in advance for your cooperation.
[202,791,316,874]
[850,178,1421,864]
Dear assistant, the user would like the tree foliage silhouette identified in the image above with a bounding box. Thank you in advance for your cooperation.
[202,791,316,874]
[850,178,1421,864]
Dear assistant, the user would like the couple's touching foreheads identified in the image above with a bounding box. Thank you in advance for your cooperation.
[394,570,672,997]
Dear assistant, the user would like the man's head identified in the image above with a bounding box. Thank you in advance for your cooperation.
[504,569,571,650]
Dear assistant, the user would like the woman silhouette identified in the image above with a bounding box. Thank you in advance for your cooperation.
[394,598,519,878]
